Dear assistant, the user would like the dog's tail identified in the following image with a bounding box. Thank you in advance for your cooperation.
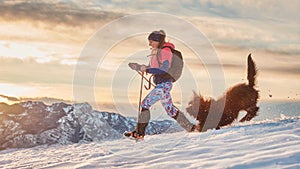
[247,53,257,88]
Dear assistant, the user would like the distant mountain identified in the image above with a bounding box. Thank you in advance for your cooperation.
[0,101,180,150]
[0,94,73,104]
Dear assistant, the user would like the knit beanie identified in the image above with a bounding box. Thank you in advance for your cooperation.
[148,30,166,42]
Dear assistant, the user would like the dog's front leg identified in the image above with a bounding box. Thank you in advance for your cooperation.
[240,106,259,122]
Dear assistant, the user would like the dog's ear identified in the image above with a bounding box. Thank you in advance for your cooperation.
[198,93,203,99]
[199,95,204,102]
[199,94,207,103]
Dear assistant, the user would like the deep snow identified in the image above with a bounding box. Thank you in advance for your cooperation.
[0,116,299,169]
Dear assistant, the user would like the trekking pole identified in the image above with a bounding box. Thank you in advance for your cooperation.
[138,71,144,113]
[136,71,156,88]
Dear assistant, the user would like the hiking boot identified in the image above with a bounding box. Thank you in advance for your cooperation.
[123,130,144,140]
[124,108,150,139]
[173,111,195,132]
[192,123,202,132]
[124,122,148,139]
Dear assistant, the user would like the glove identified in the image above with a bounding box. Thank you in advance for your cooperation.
[128,63,140,71]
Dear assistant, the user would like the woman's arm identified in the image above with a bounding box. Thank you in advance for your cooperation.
[146,60,170,74]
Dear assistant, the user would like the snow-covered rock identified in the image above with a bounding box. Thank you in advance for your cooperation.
[0,101,178,150]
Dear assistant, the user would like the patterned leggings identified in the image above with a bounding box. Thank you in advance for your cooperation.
[141,82,178,117]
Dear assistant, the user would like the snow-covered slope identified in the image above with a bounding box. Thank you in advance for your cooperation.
[0,117,299,169]
[0,101,300,168]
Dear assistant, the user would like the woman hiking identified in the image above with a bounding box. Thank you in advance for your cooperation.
[124,30,196,139]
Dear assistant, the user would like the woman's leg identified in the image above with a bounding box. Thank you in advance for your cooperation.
[160,82,195,132]
[141,83,165,111]
[159,82,178,117]
[131,84,164,137]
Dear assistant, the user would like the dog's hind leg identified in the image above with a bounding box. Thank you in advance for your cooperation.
[240,106,259,122]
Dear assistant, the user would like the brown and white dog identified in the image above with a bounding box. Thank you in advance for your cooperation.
[186,54,259,132]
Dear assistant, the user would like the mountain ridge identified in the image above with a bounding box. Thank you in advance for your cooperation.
[0,101,180,150]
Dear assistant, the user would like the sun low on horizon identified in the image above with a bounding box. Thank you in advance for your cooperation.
[0,0,299,114]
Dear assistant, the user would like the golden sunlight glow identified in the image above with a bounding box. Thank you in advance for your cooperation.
[0,42,49,61]
[0,1,299,109]
[0,83,37,98]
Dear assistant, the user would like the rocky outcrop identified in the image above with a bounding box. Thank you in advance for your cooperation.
[0,101,179,150]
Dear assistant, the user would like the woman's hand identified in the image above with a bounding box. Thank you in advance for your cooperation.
[140,64,147,72]
[128,63,147,72]
[128,63,140,71]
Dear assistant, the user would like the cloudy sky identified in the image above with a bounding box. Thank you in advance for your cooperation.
[0,0,299,115]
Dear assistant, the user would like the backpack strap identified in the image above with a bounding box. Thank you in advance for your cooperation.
[155,49,162,66]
